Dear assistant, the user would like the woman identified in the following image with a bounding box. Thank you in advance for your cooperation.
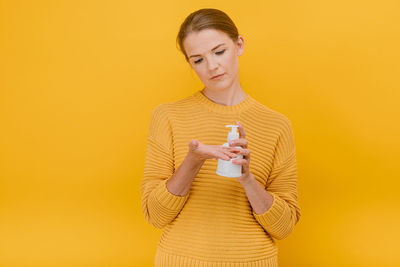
[141,8,301,266]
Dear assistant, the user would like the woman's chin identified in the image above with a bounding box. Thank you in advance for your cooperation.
[207,80,229,90]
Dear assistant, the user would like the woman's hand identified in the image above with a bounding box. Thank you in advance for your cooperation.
[230,121,255,185]
[188,139,241,163]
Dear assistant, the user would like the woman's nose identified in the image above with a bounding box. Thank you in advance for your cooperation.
[207,57,219,71]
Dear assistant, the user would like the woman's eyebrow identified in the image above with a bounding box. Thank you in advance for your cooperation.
[189,43,226,58]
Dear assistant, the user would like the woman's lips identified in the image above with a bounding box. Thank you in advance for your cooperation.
[211,73,224,80]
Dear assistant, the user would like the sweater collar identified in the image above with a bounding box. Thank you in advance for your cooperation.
[191,89,254,114]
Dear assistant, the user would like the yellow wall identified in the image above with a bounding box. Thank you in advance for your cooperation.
[1,1,399,266]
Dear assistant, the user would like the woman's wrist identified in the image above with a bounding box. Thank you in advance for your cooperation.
[186,151,205,166]
[165,151,204,196]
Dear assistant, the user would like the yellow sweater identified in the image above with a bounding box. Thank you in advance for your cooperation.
[141,90,301,266]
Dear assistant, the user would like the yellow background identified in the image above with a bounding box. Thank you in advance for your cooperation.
[1,0,399,266]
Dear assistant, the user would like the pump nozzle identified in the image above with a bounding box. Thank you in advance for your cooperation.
[225,125,239,142]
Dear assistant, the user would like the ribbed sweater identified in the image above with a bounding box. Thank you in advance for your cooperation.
[141,89,301,266]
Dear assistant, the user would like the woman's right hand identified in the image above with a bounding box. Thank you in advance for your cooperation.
[187,139,241,163]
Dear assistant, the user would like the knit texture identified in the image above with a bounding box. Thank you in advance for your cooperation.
[141,90,301,266]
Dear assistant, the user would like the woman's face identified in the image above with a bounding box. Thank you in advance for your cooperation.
[183,29,244,91]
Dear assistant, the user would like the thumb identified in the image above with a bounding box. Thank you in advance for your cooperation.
[189,139,199,149]
[192,139,199,148]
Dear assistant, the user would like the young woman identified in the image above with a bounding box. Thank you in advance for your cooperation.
[141,8,301,267]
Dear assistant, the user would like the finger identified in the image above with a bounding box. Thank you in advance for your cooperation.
[227,147,242,152]
[236,148,250,156]
[229,138,248,148]
[218,153,230,161]
[222,146,241,152]
[218,151,234,161]
[222,150,238,158]
[232,158,248,165]
[236,121,246,138]
[192,139,199,149]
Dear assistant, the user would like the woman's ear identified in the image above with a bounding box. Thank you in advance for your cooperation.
[237,35,245,56]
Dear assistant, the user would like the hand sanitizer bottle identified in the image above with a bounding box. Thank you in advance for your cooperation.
[216,125,243,178]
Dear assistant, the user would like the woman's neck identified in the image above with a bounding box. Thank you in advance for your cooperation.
[201,87,247,106]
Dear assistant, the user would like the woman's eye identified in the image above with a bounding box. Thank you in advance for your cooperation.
[193,49,225,64]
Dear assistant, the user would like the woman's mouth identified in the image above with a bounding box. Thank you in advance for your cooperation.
[211,73,225,80]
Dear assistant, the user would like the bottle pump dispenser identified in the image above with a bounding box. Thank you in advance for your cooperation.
[216,125,243,178]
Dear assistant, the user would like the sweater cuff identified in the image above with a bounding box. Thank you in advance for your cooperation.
[154,179,190,211]
[252,191,287,226]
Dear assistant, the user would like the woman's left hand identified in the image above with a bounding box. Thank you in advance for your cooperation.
[230,121,255,185]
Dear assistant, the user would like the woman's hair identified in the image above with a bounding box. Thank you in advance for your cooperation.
[176,8,239,62]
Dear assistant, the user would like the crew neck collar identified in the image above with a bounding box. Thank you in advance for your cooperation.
[191,89,254,114]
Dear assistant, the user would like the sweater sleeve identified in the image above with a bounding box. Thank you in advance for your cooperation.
[252,116,301,240]
[140,104,190,229]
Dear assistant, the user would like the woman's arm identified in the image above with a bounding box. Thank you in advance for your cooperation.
[166,151,205,196]
[141,104,191,229]
[250,117,301,240]
[141,138,205,229]
[141,104,238,229]
[240,174,274,215]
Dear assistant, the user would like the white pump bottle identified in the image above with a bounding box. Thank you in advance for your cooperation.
[216,125,243,178]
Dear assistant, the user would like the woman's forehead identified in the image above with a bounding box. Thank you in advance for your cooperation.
[184,29,230,56]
